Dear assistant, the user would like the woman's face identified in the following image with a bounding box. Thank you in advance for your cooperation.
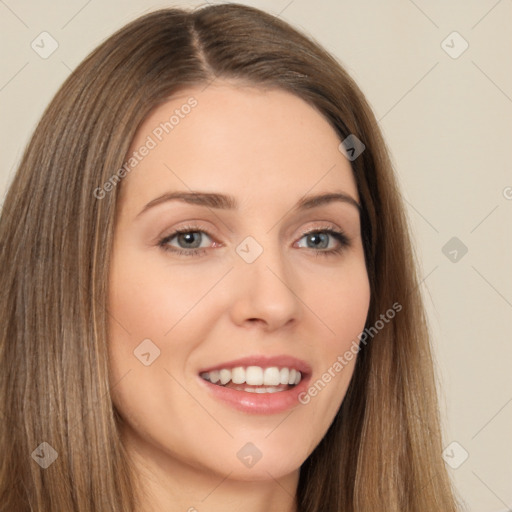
[108,83,370,484]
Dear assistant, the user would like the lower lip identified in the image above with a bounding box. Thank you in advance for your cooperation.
[198,376,311,414]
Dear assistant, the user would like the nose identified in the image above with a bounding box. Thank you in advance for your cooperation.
[229,242,302,331]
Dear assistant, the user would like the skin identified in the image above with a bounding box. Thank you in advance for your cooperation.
[108,82,370,512]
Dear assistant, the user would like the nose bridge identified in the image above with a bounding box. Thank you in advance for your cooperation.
[239,229,292,277]
[231,233,301,328]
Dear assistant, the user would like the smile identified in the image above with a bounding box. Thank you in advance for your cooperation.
[200,366,302,393]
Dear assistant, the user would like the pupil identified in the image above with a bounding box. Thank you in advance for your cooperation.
[178,232,201,248]
[309,233,328,249]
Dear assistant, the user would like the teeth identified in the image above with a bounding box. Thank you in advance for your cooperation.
[219,369,231,385]
[200,366,303,387]
[236,385,287,393]
[231,366,245,384]
[263,367,280,386]
[246,366,263,385]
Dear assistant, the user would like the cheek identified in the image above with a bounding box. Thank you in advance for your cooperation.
[106,251,226,450]
[294,255,370,426]
[108,250,228,343]
[302,253,371,348]
[106,249,233,417]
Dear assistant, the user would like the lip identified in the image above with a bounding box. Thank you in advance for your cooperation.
[197,354,312,415]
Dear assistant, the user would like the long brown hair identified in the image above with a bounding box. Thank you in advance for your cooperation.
[0,4,459,511]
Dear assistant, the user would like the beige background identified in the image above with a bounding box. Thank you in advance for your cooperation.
[1,1,511,510]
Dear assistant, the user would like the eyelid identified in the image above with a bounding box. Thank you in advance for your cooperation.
[295,225,350,252]
[158,222,217,242]
[158,224,220,251]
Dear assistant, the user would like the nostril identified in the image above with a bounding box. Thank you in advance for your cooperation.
[247,318,265,326]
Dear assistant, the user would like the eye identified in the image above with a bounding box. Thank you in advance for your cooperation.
[157,226,349,258]
[158,227,216,256]
[295,228,349,256]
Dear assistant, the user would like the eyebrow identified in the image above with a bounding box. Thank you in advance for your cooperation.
[137,190,361,217]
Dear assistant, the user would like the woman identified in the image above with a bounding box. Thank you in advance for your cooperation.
[0,4,459,511]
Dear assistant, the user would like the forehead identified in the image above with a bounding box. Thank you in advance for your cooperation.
[120,83,358,212]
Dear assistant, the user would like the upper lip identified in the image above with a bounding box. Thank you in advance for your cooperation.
[198,355,312,375]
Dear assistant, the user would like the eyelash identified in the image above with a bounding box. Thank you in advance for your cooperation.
[157,225,350,258]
